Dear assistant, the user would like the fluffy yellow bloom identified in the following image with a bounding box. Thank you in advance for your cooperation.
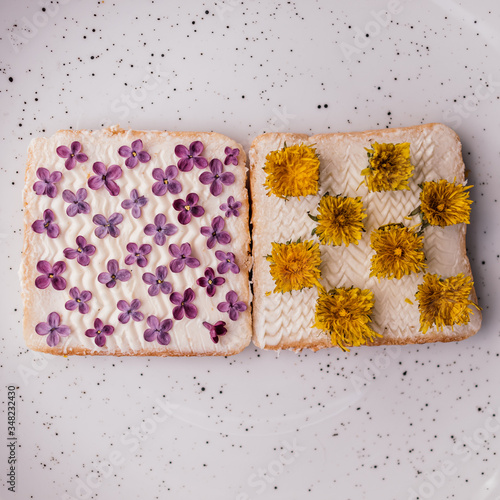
[420,179,472,227]
[263,143,320,199]
[416,273,480,333]
[310,194,366,247]
[313,287,381,351]
[370,224,426,280]
[361,142,414,192]
[266,239,322,293]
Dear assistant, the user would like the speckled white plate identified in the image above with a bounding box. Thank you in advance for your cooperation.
[1,1,499,499]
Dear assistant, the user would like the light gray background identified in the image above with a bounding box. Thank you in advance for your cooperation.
[1,0,499,499]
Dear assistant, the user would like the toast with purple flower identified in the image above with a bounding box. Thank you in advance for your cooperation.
[22,126,251,356]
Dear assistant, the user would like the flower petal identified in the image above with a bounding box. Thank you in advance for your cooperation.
[118,145,132,158]
[184,302,197,319]
[56,146,70,158]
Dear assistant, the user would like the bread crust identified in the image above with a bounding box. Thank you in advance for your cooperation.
[250,124,482,352]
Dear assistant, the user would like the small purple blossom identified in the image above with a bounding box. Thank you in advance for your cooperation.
[97,259,131,288]
[170,288,197,320]
[33,168,62,198]
[63,236,96,266]
[65,287,92,314]
[215,251,240,275]
[152,165,182,196]
[93,213,123,239]
[31,209,59,238]
[203,321,227,344]
[118,139,151,169]
[85,318,114,347]
[217,291,247,321]
[196,268,225,297]
[174,141,208,171]
[121,189,148,219]
[142,266,172,296]
[62,188,90,217]
[199,158,235,196]
[125,243,152,268]
[168,243,200,273]
[172,193,205,225]
[200,216,231,249]
[88,162,122,196]
[224,147,240,166]
[35,312,70,347]
[219,196,242,218]
[56,141,88,170]
[35,260,66,290]
[144,214,178,246]
[117,299,144,324]
[144,316,172,345]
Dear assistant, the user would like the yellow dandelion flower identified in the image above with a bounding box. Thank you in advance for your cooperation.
[416,273,480,334]
[263,143,320,199]
[266,239,322,293]
[361,142,414,192]
[420,179,472,227]
[313,287,381,351]
[309,194,366,247]
[369,224,426,280]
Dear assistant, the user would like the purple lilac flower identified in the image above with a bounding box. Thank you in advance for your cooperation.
[65,287,92,314]
[168,243,200,273]
[203,321,227,344]
[199,158,235,196]
[217,291,247,321]
[174,141,208,171]
[35,260,66,290]
[144,316,172,345]
[85,318,114,347]
[31,209,59,238]
[93,213,123,239]
[151,165,182,196]
[121,189,148,219]
[144,214,178,246]
[219,196,242,218]
[196,268,225,297]
[142,266,172,296]
[117,299,144,324]
[35,312,70,347]
[62,188,91,217]
[224,147,240,166]
[200,216,231,249]
[170,288,197,320]
[118,139,151,169]
[172,193,205,225]
[33,168,62,198]
[125,243,152,268]
[97,259,131,288]
[215,251,240,274]
[63,236,96,266]
[88,162,122,196]
[56,141,88,170]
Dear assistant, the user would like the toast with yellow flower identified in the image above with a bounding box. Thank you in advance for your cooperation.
[250,123,481,351]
